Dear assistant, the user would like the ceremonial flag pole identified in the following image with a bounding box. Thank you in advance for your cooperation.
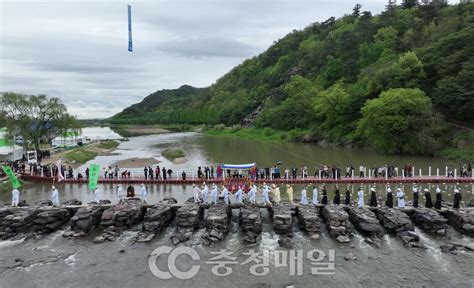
[127,4,133,52]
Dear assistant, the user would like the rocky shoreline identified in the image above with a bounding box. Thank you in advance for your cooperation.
[1,199,473,254]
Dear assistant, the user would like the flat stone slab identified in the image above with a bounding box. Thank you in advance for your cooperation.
[375,207,414,233]
[70,206,106,233]
[409,208,448,235]
[0,207,38,239]
[345,207,384,238]
[33,207,74,233]
[441,208,474,237]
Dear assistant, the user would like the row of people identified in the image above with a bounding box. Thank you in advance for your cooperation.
[9,182,463,210]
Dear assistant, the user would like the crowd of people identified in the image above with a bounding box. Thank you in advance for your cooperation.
[184,181,464,210]
[143,166,175,180]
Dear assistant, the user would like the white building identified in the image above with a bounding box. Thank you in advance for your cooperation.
[0,128,23,161]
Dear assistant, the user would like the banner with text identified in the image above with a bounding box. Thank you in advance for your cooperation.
[88,164,100,190]
[1,166,21,189]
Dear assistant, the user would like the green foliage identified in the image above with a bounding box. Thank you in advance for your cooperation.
[161,149,185,161]
[256,76,318,130]
[357,88,441,154]
[432,56,474,122]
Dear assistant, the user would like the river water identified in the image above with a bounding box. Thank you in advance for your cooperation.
[1,129,473,287]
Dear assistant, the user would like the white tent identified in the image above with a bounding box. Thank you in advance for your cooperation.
[0,145,23,161]
[51,130,83,148]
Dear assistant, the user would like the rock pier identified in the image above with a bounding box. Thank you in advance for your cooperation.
[171,202,202,245]
[441,208,474,236]
[406,208,448,235]
[239,204,263,244]
[202,202,231,245]
[296,205,321,240]
[135,198,177,243]
[321,205,353,243]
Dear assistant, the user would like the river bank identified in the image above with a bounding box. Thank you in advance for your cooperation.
[109,124,196,138]
[45,140,121,168]
[203,126,474,162]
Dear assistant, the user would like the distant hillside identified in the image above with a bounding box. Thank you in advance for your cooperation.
[111,85,209,124]
[111,2,474,156]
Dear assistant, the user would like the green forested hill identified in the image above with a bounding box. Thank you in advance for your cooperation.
[111,2,474,156]
[112,85,209,124]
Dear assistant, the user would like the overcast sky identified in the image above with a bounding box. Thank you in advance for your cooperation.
[1,0,392,119]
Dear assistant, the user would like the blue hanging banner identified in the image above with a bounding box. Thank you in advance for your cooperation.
[128,4,133,52]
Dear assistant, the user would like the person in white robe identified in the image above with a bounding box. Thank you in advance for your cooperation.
[193,184,201,204]
[357,187,364,208]
[312,185,319,205]
[11,188,20,207]
[201,182,209,204]
[396,188,405,208]
[140,183,148,203]
[51,186,59,206]
[235,186,243,204]
[300,186,308,205]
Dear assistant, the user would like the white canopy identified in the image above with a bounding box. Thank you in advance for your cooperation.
[221,163,256,170]
[0,144,23,161]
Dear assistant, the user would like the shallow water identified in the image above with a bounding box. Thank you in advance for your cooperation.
[0,206,473,288]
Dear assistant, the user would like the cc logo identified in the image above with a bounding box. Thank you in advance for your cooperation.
[148,246,201,279]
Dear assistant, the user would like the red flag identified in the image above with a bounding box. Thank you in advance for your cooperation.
[57,159,64,182]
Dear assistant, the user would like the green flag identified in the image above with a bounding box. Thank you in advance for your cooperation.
[88,164,100,190]
[1,166,21,189]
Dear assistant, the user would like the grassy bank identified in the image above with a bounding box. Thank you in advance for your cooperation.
[439,148,474,163]
[203,126,309,142]
[97,140,120,149]
[162,148,185,161]
[63,141,119,164]
[64,148,98,164]
[110,125,169,137]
